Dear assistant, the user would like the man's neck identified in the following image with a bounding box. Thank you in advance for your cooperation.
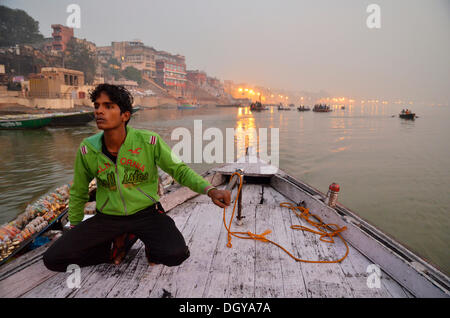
[103,125,127,154]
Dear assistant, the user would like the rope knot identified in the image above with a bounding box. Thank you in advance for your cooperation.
[247,230,271,242]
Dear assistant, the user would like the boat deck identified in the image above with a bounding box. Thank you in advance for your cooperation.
[0,184,413,298]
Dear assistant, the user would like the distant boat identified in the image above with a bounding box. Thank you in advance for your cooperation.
[177,104,198,110]
[399,110,415,120]
[0,114,52,129]
[313,104,332,112]
[250,102,267,111]
[132,106,142,114]
[47,111,95,127]
[278,105,291,110]
[297,106,311,111]
[216,103,242,107]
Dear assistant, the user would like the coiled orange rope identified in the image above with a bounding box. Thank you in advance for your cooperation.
[222,172,349,263]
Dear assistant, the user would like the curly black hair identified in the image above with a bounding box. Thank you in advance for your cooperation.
[89,83,134,126]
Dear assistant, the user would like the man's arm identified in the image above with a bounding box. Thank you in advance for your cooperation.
[68,146,93,226]
[154,134,231,208]
[154,134,212,194]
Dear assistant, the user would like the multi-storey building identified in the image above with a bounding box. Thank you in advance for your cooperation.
[97,46,113,64]
[110,40,157,78]
[206,76,221,89]
[187,70,207,86]
[155,51,187,92]
[50,24,74,52]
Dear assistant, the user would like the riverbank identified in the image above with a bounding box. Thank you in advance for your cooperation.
[0,103,93,115]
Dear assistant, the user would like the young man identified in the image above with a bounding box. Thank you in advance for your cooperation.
[43,84,231,272]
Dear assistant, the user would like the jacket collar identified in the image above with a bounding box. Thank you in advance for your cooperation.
[84,126,134,153]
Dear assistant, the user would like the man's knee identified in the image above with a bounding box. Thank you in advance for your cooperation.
[150,246,190,267]
[43,247,67,272]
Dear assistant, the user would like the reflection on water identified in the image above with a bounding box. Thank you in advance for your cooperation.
[0,103,449,274]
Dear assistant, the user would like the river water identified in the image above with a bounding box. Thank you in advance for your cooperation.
[0,103,449,274]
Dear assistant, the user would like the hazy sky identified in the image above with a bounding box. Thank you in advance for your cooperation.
[2,0,449,104]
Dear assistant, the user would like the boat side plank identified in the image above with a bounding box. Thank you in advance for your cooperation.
[0,260,58,298]
[271,175,449,298]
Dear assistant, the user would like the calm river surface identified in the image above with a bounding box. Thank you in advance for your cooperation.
[0,103,449,274]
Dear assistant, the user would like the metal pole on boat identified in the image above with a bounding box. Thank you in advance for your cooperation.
[225,168,245,225]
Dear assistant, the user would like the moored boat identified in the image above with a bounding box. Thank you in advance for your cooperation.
[47,111,95,127]
[132,106,142,114]
[177,104,198,110]
[0,115,52,129]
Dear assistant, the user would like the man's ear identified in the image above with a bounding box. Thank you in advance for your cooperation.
[122,111,131,123]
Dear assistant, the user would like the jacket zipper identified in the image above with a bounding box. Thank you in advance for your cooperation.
[99,197,109,212]
[136,187,157,204]
[100,151,128,216]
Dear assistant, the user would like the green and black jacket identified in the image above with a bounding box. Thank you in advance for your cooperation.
[69,126,211,225]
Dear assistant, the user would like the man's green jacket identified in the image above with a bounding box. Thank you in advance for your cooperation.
[69,126,212,225]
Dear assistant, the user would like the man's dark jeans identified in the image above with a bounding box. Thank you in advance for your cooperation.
[43,203,190,272]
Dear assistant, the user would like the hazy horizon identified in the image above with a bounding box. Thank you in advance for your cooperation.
[2,0,449,104]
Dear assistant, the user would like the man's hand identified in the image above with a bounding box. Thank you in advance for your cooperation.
[208,188,231,208]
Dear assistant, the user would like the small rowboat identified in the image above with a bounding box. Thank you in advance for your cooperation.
[399,113,415,120]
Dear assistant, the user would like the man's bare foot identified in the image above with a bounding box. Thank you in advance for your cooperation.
[110,233,137,265]
[145,246,156,266]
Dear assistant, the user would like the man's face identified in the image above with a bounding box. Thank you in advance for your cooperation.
[93,92,130,130]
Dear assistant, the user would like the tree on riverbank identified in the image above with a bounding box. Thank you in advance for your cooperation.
[122,66,142,84]
[64,38,98,84]
[0,5,44,47]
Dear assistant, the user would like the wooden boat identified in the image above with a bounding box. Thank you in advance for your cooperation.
[297,106,311,111]
[1,153,448,298]
[0,184,72,266]
[278,106,291,111]
[0,115,52,129]
[313,104,332,112]
[47,111,95,127]
[399,113,415,120]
